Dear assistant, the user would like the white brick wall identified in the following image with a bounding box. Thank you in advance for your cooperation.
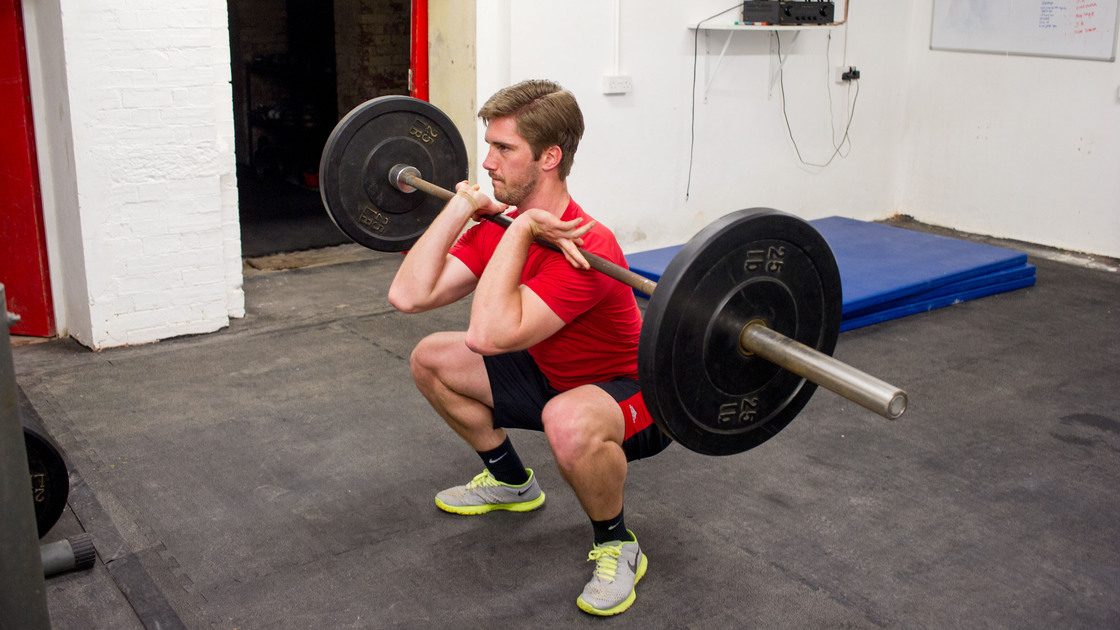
[55,0,243,349]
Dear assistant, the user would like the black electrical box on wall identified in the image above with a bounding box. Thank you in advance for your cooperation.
[741,1,781,24]
[778,1,835,25]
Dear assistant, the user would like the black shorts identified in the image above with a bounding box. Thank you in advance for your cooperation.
[483,350,673,462]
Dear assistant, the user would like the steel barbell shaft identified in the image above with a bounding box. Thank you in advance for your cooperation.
[390,164,907,420]
[740,323,907,420]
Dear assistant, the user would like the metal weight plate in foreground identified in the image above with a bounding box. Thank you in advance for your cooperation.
[638,209,843,456]
[23,422,70,538]
[319,96,469,252]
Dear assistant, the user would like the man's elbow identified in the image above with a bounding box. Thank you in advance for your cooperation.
[463,328,509,356]
[388,285,424,314]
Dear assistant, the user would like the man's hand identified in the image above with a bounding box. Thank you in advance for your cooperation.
[454,182,508,222]
[514,208,596,270]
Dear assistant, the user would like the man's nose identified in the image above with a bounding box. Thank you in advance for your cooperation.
[482,148,498,172]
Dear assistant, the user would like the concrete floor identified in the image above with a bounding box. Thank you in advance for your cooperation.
[10,224,1120,629]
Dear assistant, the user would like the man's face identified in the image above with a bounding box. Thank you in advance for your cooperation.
[482,116,540,206]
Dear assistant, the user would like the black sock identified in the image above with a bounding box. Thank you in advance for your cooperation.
[477,436,529,486]
[592,508,632,545]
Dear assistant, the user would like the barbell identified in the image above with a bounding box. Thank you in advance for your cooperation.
[319,95,907,456]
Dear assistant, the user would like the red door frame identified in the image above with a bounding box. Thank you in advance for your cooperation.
[410,0,428,101]
[0,0,55,337]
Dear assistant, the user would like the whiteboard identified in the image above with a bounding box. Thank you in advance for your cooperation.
[931,0,1120,61]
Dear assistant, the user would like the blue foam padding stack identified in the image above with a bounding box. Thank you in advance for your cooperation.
[625,216,1036,332]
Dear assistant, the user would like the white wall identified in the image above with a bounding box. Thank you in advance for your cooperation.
[24,0,244,349]
[471,0,901,253]
[894,1,1120,257]
[474,0,1120,258]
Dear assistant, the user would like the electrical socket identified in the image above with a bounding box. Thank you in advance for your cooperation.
[602,75,632,95]
[835,65,860,83]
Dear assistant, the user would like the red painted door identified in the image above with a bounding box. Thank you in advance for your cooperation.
[0,0,55,337]
[410,0,428,101]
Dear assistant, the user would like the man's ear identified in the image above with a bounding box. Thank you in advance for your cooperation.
[539,145,562,173]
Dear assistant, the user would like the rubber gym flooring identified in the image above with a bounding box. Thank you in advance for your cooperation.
[13,220,1120,629]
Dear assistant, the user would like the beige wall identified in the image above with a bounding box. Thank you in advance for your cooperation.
[428,1,478,182]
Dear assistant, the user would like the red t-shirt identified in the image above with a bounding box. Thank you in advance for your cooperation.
[450,198,642,391]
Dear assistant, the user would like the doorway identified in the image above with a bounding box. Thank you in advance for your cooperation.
[227,0,412,257]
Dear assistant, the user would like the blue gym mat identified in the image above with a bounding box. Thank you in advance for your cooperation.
[626,216,1036,332]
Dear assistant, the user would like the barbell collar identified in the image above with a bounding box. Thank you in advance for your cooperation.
[390,164,421,194]
[739,322,907,420]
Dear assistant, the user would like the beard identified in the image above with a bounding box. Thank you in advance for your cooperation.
[491,166,539,206]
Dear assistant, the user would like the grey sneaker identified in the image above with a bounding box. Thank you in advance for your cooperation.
[434,468,545,515]
[576,531,647,616]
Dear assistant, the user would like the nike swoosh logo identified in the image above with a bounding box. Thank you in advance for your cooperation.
[488,453,508,464]
[608,521,620,530]
[518,487,533,496]
[628,551,641,574]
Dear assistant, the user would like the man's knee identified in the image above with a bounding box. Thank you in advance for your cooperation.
[542,393,622,466]
[410,332,488,399]
[410,333,448,390]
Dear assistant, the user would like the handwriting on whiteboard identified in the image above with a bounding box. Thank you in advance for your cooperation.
[932,0,1118,60]
[1040,0,1105,35]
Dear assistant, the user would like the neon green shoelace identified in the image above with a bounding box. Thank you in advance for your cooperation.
[467,470,500,488]
[587,544,622,582]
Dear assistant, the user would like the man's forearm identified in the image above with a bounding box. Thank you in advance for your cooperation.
[388,195,476,312]
[467,218,537,352]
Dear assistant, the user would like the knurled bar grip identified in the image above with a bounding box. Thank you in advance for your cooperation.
[389,164,906,421]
